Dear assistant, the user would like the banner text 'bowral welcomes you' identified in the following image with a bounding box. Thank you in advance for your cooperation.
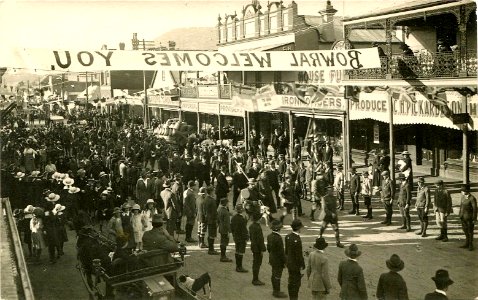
[18,48,381,71]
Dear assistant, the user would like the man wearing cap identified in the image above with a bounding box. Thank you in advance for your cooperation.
[415,177,431,237]
[319,185,345,248]
[196,187,208,249]
[458,184,477,251]
[285,219,305,300]
[380,170,394,225]
[306,237,331,300]
[142,214,179,253]
[424,269,454,300]
[361,170,373,220]
[267,219,287,298]
[433,180,452,242]
[231,203,249,273]
[334,164,345,211]
[376,254,409,300]
[249,212,266,286]
[338,244,367,300]
[217,197,233,262]
[349,167,362,216]
[397,173,412,232]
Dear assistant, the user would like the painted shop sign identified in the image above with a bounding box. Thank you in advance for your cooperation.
[281,95,344,110]
[16,48,381,71]
[297,70,343,84]
[350,90,478,129]
[199,103,219,114]
[219,104,245,117]
[180,101,198,112]
[148,95,179,107]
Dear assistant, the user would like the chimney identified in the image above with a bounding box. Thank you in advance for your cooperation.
[319,0,337,23]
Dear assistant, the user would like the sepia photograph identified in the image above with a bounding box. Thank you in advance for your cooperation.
[0,0,477,299]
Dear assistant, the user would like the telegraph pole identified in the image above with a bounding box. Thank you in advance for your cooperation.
[388,93,395,182]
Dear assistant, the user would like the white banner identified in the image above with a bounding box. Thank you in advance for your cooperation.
[14,48,381,72]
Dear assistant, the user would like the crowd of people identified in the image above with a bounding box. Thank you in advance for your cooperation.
[1,106,476,300]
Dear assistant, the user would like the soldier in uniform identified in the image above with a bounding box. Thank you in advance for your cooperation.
[249,212,266,286]
[349,167,362,216]
[458,184,477,251]
[318,185,345,248]
[171,174,185,234]
[433,180,452,242]
[415,177,430,237]
[334,164,345,211]
[285,219,305,300]
[217,197,233,262]
[230,203,249,273]
[397,173,412,232]
[380,171,394,226]
[241,178,262,220]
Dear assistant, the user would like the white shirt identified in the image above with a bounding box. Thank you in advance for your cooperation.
[435,289,447,296]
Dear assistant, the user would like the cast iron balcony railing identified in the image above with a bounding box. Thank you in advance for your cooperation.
[346,50,477,80]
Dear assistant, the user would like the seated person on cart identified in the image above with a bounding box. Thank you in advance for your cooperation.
[142,214,179,253]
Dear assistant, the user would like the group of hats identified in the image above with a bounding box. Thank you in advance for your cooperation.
[14,170,44,179]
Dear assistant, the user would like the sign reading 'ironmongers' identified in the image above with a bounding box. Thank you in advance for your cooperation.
[17,48,381,71]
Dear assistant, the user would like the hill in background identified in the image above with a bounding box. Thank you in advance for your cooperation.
[154,27,217,50]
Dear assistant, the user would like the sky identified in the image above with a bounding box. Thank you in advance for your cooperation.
[0,0,417,49]
[0,0,416,84]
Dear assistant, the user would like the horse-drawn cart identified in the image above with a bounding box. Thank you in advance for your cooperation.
[77,227,198,300]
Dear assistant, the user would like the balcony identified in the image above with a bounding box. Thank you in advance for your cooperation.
[179,84,232,99]
[346,51,477,80]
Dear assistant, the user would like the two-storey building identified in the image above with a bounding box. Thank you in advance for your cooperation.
[342,0,477,180]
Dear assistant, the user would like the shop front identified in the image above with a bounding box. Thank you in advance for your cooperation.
[148,95,180,123]
[349,87,478,177]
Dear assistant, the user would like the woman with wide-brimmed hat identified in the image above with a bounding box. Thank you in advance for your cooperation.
[337,244,367,300]
[376,254,409,300]
[306,237,331,299]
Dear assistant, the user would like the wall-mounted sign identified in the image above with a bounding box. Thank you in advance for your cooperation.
[199,102,219,114]
[181,101,198,112]
[373,123,380,144]
[219,103,245,117]
[198,85,219,98]
[148,95,179,107]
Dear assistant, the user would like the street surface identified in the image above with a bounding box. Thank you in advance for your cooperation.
[27,170,478,300]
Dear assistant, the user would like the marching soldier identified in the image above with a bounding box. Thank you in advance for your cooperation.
[318,185,345,248]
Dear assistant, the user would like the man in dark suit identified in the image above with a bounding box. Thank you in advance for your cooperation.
[376,254,409,300]
[323,141,333,167]
[349,167,361,216]
[203,185,219,255]
[285,219,305,300]
[458,184,477,251]
[424,269,454,300]
[397,173,412,232]
[338,244,367,300]
[249,212,266,286]
[215,165,230,207]
[267,219,287,298]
